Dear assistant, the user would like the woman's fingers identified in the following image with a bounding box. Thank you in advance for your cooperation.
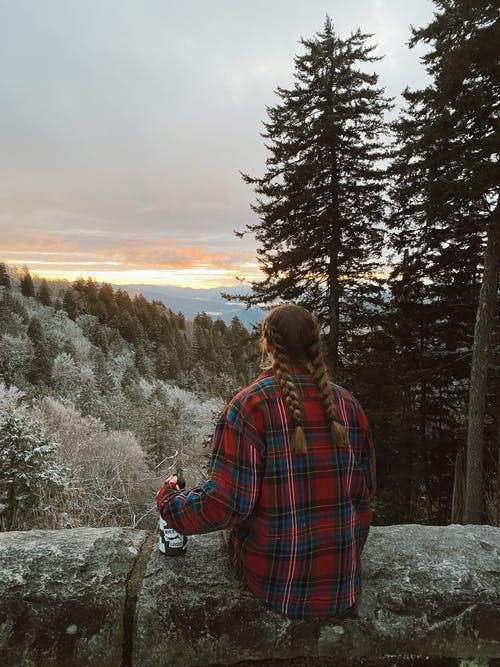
[164,474,180,490]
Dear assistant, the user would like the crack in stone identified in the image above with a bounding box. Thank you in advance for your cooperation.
[122,531,156,667]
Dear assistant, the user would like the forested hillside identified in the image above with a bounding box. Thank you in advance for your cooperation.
[1,256,498,531]
[1,1,498,533]
[0,265,259,531]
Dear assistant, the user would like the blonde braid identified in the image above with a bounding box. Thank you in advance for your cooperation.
[308,327,347,446]
[266,324,308,454]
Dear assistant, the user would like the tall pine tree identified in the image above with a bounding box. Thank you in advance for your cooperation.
[390,0,499,523]
[233,18,392,375]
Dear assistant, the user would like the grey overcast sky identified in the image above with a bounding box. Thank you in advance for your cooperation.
[0,0,435,288]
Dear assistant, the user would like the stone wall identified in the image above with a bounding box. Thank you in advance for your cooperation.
[1,525,499,666]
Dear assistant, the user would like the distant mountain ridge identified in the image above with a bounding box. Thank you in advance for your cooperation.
[116,284,264,328]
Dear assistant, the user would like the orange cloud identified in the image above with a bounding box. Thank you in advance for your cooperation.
[116,243,247,270]
[2,236,261,288]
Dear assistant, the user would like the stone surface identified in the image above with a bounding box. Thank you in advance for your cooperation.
[0,527,147,667]
[0,525,499,666]
[133,525,500,666]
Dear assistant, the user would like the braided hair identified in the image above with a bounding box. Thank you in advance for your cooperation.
[261,304,347,454]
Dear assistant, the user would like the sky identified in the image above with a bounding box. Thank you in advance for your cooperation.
[0,0,435,289]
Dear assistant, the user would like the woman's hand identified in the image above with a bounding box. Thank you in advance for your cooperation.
[163,474,186,491]
[164,474,181,490]
[157,475,182,512]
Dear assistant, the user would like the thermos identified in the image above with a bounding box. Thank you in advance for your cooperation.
[158,473,188,556]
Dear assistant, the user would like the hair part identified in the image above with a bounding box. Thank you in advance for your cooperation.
[262,304,347,454]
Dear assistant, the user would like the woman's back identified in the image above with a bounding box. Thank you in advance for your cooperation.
[225,370,374,619]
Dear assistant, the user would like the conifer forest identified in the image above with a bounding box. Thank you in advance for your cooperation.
[1,0,499,532]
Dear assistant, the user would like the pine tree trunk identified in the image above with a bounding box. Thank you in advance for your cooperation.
[451,448,466,524]
[496,388,500,527]
[404,442,414,521]
[464,203,500,524]
[328,234,341,377]
[6,483,15,532]
[419,382,432,521]
[327,121,341,377]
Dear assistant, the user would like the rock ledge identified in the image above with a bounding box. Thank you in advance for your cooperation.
[0,525,498,666]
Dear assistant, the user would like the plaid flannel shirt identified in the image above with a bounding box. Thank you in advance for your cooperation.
[156,371,376,620]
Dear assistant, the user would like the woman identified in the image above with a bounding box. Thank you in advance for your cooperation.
[156,303,376,620]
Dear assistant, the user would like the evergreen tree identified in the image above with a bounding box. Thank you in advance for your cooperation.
[85,277,99,307]
[0,262,10,290]
[172,327,189,373]
[226,316,258,384]
[104,389,131,431]
[117,310,137,344]
[0,283,15,336]
[27,317,52,385]
[134,342,154,379]
[0,333,34,387]
[233,18,392,374]
[0,413,65,531]
[156,344,177,381]
[77,378,102,418]
[62,288,78,320]
[36,279,51,306]
[390,0,499,523]
[193,312,216,370]
[121,365,143,402]
[20,269,35,298]
[92,349,115,395]
[51,352,80,398]
[174,311,186,330]
[98,283,119,321]
[379,262,466,523]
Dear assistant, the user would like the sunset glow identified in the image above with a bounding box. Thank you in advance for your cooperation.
[3,255,262,289]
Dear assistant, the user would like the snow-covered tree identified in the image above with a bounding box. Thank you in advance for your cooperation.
[0,333,34,386]
[0,382,26,417]
[51,352,81,399]
[33,397,149,527]
[0,401,65,531]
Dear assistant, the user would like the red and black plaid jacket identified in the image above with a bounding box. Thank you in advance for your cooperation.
[157,370,376,619]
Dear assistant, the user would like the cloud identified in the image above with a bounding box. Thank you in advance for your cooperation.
[0,0,435,288]
[117,243,246,270]
[0,234,81,254]
[2,231,259,284]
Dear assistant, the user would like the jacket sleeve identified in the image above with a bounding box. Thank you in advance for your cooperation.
[156,399,265,536]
